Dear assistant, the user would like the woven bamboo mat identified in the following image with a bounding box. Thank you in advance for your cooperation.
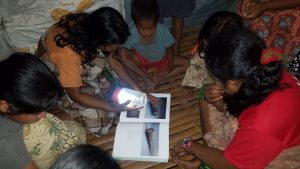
[87,26,202,169]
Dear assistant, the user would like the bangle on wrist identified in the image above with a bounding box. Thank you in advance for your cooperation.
[182,138,193,153]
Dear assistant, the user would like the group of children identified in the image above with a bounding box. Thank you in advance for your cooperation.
[1,0,300,168]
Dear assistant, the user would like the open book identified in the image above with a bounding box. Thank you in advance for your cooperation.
[112,93,171,162]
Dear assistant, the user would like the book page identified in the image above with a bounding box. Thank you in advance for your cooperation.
[112,122,169,162]
[119,93,171,123]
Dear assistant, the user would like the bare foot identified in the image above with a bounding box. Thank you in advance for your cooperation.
[178,158,201,169]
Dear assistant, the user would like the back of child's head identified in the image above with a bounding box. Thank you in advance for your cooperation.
[198,11,243,48]
[0,52,63,114]
[131,0,159,24]
[205,29,282,117]
[50,144,121,169]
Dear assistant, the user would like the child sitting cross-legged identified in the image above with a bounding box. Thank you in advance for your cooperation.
[118,0,189,91]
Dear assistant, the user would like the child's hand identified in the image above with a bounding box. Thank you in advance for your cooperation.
[182,86,194,97]
[240,0,257,16]
[204,84,224,104]
[116,100,143,112]
[147,93,159,105]
[171,141,186,164]
[243,3,267,19]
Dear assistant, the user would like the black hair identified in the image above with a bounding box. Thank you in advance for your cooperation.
[0,52,63,114]
[131,0,159,24]
[205,30,283,117]
[198,11,243,55]
[50,144,121,169]
[54,7,130,63]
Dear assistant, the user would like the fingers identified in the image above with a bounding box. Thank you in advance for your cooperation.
[243,7,259,19]
[241,0,264,20]
[182,86,193,97]
[147,94,159,104]
[122,100,131,105]
[125,106,143,111]
[118,100,143,111]
[205,84,224,103]
[171,151,180,164]
[240,0,258,17]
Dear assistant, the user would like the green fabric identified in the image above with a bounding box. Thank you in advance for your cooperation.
[199,163,211,169]
[198,85,206,100]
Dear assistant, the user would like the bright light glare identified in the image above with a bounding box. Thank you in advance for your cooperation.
[117,88,147,107]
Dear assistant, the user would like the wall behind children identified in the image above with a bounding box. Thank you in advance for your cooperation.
[0,0,125,61]
[124,0,236,26]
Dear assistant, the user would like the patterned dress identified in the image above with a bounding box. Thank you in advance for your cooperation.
[237,0,300,62]
[23,113,85,169]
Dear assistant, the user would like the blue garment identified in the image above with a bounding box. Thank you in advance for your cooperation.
[122,22,175,62]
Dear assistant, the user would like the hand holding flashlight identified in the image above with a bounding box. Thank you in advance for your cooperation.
[115,100,143,112]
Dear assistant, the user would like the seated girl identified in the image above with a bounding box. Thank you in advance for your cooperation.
[36,7,145,136]
[0,52,85,169]
[181,11,243,169]
[173,29,300,168]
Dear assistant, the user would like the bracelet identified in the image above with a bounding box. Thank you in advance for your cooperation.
[198,86,206,100]
[182,138,193,153]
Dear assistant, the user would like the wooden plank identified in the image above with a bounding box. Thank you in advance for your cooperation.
[170,121,198,135]
[171,99,199,112]
[122,161,160,169]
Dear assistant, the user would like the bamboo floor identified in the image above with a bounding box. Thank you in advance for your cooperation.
[87,25,202,169]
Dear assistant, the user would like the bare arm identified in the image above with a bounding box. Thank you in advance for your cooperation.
[107,55,141,91]
[172,141,237,169]
[189,142,237,169]
[65,87,122,112]
[118,47,149,79]
[242,0,300,19]
[264,0,300,11]
[118,47,155,89]
[24,161,38,169]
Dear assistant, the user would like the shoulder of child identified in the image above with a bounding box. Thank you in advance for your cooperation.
[0,116,31,168]
[157,23,169,32]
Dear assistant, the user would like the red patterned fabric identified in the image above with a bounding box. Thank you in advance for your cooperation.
[237,1,300,61]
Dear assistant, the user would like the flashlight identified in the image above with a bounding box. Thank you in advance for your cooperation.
[111,88,147,108]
